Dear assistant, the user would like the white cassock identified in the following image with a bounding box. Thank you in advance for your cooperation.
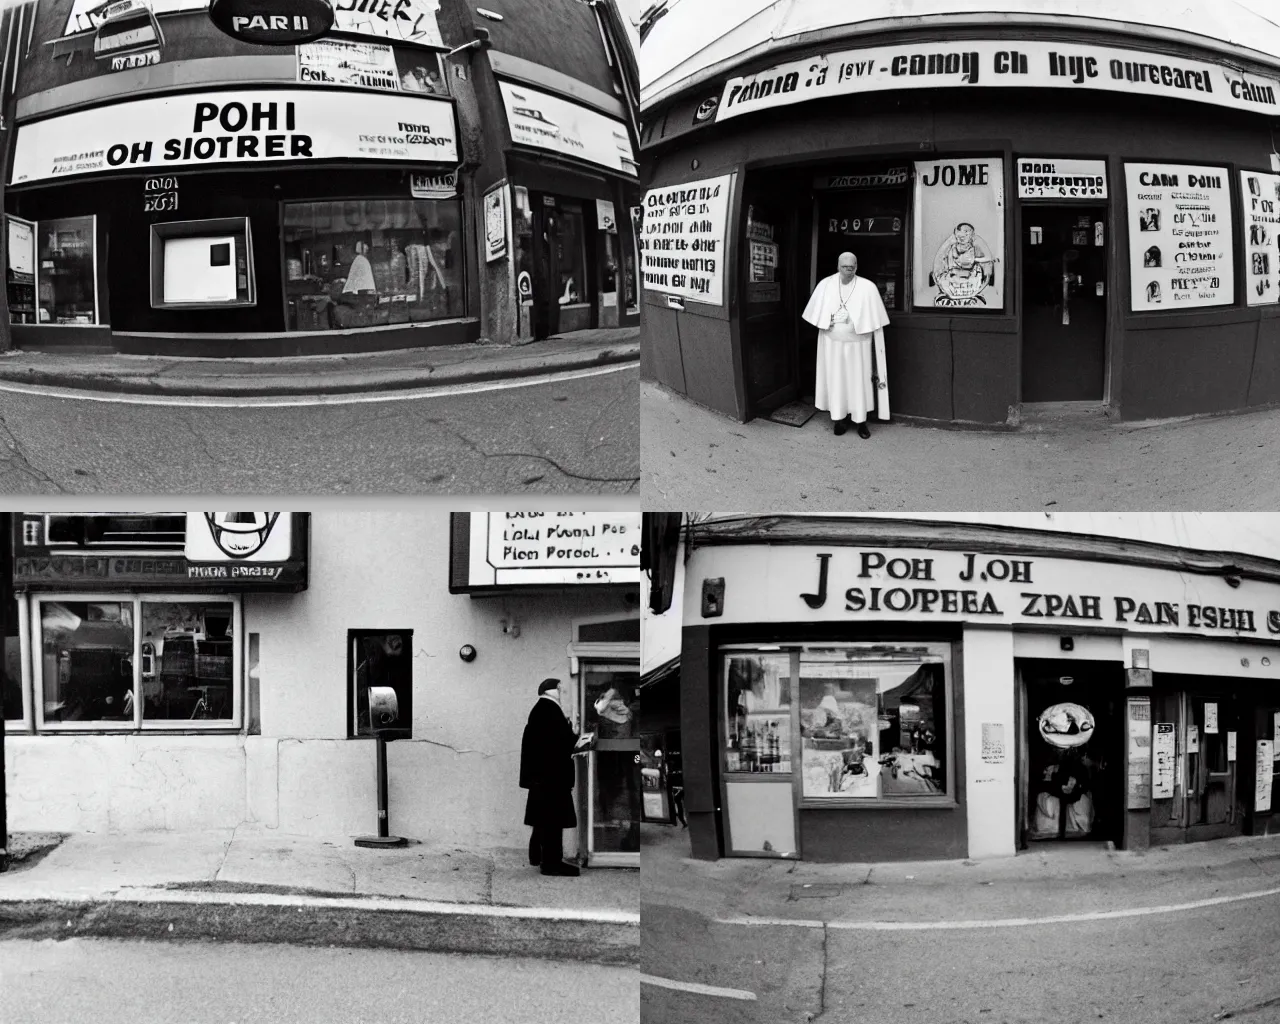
[802,274,891,422]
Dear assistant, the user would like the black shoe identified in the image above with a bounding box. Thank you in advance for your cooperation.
[529,834,541,866]
[833,416,848,436]
[856,422,870,439]
[540,860,581,877]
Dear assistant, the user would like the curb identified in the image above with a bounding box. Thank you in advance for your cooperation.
[0,889,639,966]
[0,343,639,399]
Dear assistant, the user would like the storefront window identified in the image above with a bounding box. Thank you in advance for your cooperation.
[150,219,255,309]
[37,216,97,324]
[724,652,792,773]
[40,601,133,723]
[283,200,464,331]
[815,173,908,310]
[140,601,234,721]
[350,630,412,738]
[583,663,641,855]
[799,644,949,800]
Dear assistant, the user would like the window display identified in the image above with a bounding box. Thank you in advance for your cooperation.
[7,216,36,325]
[283,200,464,331]
[724,652,792,773]
[140,601,234,721]
[815,175,908,310]
[350,630,413,737]
[40,601,134,723]
[37,215,97,324]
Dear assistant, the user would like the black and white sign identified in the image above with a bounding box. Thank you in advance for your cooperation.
[1125,163,1233,311]
[813,167,909,190]
[1258,740,1274,813]
[463,511,642,587]
[484,185,508,262]
[595,199,617,233]
[1242,169,1280,306]
[11,90,458,184]
[297,39,398,89]
[1017,158,1107,199]
[1152,723,1176,799]
[641,173,732,306]
[185,512,292,563]
[913,158,1005,309]
[209,0,334,45]
[143,175,179,213]
[716,39,1280,123]
[410,168,458,199]
[499,81,637,177]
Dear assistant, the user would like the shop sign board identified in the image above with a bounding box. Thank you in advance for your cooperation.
[1017,158,1107,200]
[409,168,457,199]
[686,544,1280,644]
[498,81,637,177]
[1257,740,1274,813]
[209,0,335,45]
[715,39,1280,124]
[1241,169,1280,306]
[484,184,508,262]
[814,168,909,190]
[451,511,642,589]
[1152,723,1176,799]
[297,39,397,89]
[1127,697,1151,809]
[913,158,1005,309]
[1125,163,1233,312]
[10,90,457,185]
[143,175,179,212]
[65,0,443,46]
[641,173,732,306]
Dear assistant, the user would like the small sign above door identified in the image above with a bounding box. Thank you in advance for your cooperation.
[1017,158,1108,200]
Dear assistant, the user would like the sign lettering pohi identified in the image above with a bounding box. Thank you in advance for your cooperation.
[1017,158,1108,200]
[641,173,732,305]
[1125,162,1234,312]
[465,511,642,587]
[10,90,457,184]
[715,39,1280,123]
[1241,169,1280,307]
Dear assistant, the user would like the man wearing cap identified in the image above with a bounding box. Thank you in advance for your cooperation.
[520,678,586,876]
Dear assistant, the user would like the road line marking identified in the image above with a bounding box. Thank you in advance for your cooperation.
[640,974,758,1001]
[0,361,637,409]
[717,884,1280,931]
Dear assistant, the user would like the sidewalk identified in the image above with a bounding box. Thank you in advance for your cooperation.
[0,328,639,398]
[0,827,638,965]
[642,824,1280,926]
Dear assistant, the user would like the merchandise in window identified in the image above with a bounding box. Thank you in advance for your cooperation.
[140,602,234,721]
[799,644,949,800]
[40,601,134,723]
[724,652,793,773]
[284,200,464,331]
[37,215,97,324]
[350,630,413,738]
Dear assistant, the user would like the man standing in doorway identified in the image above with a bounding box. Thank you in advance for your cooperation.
[520,678,582,876]
[802,252,891,437]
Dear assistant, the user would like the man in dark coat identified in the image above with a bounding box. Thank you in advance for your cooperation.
[520,678,581,876]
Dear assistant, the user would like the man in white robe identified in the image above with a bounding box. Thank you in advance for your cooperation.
[802,252,891,437]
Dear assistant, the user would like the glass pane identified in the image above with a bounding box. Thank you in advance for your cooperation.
[41,601,133,723]
[141,602,233,721]
[816,189,906,310]
[799,645,947,799]
[283,200,464,331]
[3,596,20,721]
[556,204,587,306]
[724,653,792,773]
[37,216,96,324]
[584,666,639,739]
[593,749,640,853]
[351,632,412,737]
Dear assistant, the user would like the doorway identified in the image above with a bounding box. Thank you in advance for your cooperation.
[528,193,593,340]
[740,175,798,415]
[1021,206,1108,402]
[1019,659,1124,846]
[1150,685,1244,844]
[580,661,641,867]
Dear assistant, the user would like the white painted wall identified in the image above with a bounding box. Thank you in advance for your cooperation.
[5,511,639,853]
[963,628,1018,859]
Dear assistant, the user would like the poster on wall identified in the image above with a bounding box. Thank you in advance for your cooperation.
[913,158,1005,309]
[641,173,732,306]
[1205,702,1218,733]
[7,218,34,282]
[297,40,400,91]
[456,511,642,588]
[484,185,508,263]
[980,722,1005,764]
[1258,740,1275,813]
[498,81,637,177]
[1241,169,1280,306]
[1152,722,1176,799]
[595,199,617,233]
[184,512,292,563]
[1017,158,1108,200]
[10,90,458,184]
[1125,163,1233,311]
[1127,697,1151,809]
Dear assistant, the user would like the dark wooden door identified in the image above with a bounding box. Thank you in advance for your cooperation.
[740,188,797,415]
[1021,206,1108,401]
[1186,695,1241,839]
[530,194,560,340]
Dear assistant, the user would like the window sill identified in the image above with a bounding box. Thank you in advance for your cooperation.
[799,797,958,810]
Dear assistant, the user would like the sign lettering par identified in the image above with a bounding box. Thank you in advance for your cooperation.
[498,81,638,177]
[1241,169,1280,307]
[1017,158,1107,200]
[10,89,458,185]
[184,512,292,563]
[641,173,732,306]
[715,39,1280,123]
[465,511,642,587]
[1125,162,1234,312]
[209,0,335,45]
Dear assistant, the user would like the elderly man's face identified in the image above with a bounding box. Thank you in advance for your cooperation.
[837,256,857,282]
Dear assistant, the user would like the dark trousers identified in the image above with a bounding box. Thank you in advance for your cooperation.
[529,826,563,866]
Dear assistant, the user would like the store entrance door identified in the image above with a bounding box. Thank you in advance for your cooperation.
[1021,206,1108,402]
[1149,689,1243,844]
[529,194,592,340]
[580,662,641,867]
[1020,659,1124,846]
[740,177,798,416]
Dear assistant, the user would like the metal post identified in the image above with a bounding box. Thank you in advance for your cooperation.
[375,732,389,839]
[0,511,10,871]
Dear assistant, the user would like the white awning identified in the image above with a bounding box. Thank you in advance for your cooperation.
[641,0,1280,109]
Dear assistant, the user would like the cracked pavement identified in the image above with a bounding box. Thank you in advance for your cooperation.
[0,367,638,494]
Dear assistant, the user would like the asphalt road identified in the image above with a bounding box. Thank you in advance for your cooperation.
[0,365,638,494]
[640,896,1280,1024]
[0,938,638,1023]
[641,382,1280,510]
